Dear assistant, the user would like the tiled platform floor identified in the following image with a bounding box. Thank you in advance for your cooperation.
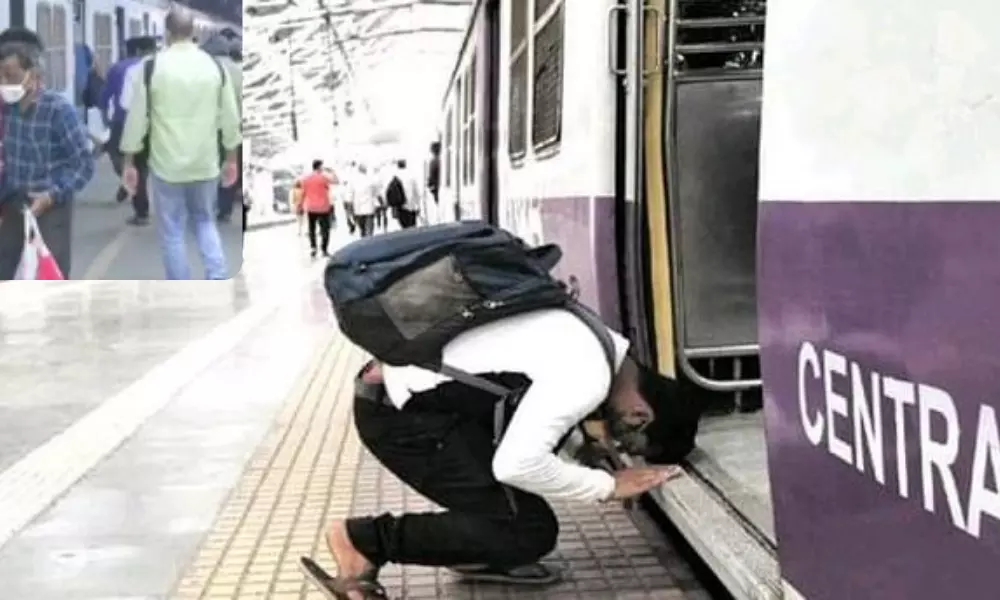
[172,335,711,600]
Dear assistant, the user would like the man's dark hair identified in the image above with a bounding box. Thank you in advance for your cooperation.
[0,28,44,51]
[429,141,441,155]
[634,362,702,464]
[0,41,43,71]
[396,159,407,169]
[312,159,323,171]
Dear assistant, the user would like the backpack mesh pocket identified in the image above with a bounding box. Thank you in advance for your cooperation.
[378,254,481,340]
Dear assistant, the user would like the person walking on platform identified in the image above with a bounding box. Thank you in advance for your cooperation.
[351,164,379,238]
[119,6,241,280]
[292,180,305,236]
[301,159,338,257]
[101,35,157,225]
[306,221,701,599]
[0,37,95,280]
[384,159,422,229]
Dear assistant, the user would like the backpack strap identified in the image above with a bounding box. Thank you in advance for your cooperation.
[434,363,514,446]
[143,56,155,123]
[434,300,617,449]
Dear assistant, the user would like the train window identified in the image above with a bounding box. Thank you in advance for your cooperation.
[534,0,557,20]
[36,3,69,91]
[455,78,464,183]
[143,13,150,35]
[508,1,529,162]
[129,18,142,38]
[674,0,765,74]
[508,53,528,160]
[463,53,476,185]
[510,0,527,51]
[93,12,114,72]
[531,1,564,150]
[444,108,453,187]
[36,4,53,85]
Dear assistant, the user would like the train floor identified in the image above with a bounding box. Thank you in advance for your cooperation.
[0,228,713,600]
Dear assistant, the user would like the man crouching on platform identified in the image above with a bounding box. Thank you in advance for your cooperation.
[302,308,701,599]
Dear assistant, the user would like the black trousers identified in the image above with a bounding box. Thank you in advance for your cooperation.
[0,199,73,280]
[307,210,332,253]
[346,381,559,569]
[397,208,418,229]
[107,132,150,219]
[356,214,375,237]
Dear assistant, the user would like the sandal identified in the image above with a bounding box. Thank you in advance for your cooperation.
[448,562,563,585]
[300,556,389,599]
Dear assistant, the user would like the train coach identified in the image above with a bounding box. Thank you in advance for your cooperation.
[0,0,237,105]
[436,1,1000,599]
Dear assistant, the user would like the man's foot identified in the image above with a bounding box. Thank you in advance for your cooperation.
[126,216,149,226]
[310,249,318,258]
[319,521,378,599]
[300,557,387,600]
[115,188,128,203]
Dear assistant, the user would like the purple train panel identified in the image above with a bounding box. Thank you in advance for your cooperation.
[758,200,1000,599]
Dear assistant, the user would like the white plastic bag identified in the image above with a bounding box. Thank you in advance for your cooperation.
[14,209,64,280]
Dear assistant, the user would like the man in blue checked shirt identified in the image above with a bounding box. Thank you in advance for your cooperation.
[0,40,94,280]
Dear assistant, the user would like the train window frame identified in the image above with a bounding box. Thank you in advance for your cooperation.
[455,77,464,185]
[673,0,766,77]
[507,0,529,164]
[93,11,114,73]
[530,0,564,155]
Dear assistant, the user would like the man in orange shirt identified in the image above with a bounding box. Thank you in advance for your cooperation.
[300,159,337,257]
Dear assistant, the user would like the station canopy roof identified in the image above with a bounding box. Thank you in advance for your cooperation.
[243,0,473,167]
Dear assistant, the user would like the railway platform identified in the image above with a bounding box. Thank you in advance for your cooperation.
[0,231,711,600]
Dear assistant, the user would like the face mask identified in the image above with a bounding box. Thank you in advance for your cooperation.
[0,84,25,104]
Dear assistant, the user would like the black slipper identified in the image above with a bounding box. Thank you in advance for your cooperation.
[300,556,389,599]
[448,562,563,585]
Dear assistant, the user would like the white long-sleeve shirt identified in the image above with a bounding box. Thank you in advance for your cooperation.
[353,175,381,216]
[382,308,630,504]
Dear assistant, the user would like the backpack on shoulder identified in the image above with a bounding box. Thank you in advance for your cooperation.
[384,175,407,209]
[325,220,616,431]
[325,221,692,511]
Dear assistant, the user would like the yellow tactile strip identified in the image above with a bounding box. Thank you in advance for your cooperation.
[172,332,363,600]
[171,331,708,600]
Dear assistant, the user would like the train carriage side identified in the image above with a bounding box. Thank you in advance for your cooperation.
[493,0,622,322]
[759,1,1000,599]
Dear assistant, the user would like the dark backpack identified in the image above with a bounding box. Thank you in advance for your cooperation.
[385,175,407,209]
[324,221,618,461]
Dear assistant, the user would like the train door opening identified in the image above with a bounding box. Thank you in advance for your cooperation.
[483,0,501,224]
[656,0,773,543]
